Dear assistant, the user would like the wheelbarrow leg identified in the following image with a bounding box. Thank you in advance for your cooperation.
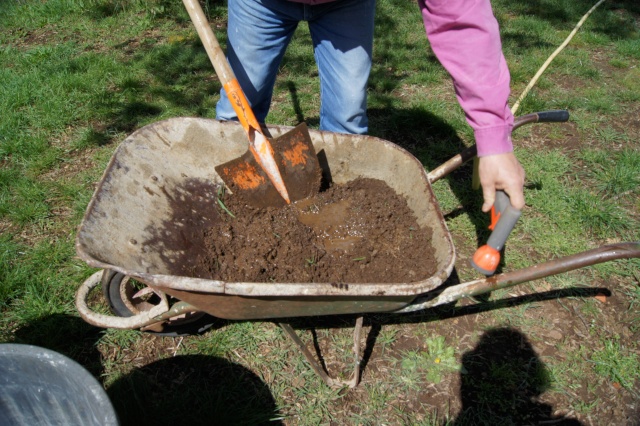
[279,316,364,389]
[350,316,364,388]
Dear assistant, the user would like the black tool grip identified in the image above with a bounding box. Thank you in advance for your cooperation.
[536,110,570,123]
[513,110,570,131]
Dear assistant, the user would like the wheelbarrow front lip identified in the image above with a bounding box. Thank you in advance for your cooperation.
[75,117,456,300]
[75,252,455,297]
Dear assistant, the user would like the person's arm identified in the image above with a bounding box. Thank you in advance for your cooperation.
[419,0,525,211]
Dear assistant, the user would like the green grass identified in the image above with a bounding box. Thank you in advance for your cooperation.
[1,0,639,424]
[590,337,639,393]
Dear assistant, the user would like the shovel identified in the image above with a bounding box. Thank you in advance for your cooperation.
[182,0,321,208]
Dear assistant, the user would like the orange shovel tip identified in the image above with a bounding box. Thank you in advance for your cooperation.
[251,132,291,204]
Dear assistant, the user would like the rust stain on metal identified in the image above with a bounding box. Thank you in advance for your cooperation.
[159,185,175,202]
[282,138,311,167]
[158,289,413,320]
[225,162,266,190]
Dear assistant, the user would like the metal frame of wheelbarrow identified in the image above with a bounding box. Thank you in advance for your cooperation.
[74,112,640,388]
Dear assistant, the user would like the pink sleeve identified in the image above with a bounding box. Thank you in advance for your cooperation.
[419,0,514,156]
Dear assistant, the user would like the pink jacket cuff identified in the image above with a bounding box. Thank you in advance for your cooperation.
[475,125,514,156]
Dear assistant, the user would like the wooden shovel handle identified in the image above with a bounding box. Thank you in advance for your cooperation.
[182,0,262,136]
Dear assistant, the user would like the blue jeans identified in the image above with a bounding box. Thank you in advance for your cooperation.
[215,0,376,134]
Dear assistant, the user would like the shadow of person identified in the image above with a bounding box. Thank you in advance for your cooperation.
[12,313,104,378]
[453,328,583,426]
[107,354,282,426]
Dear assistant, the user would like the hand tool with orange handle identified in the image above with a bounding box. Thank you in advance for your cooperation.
[471,190,522,276]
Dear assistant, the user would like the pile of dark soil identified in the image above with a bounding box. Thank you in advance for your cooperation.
[194,178,438,283]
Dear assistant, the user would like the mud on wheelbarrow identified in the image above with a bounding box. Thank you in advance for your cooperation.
[75,114,640,388]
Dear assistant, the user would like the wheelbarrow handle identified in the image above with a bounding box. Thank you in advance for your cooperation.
[396,242,640,314]
[75,271,171,329]
[427,110,569,274]
[427,110,570,184]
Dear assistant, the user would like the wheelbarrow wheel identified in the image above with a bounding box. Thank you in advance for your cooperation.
[101,270,216,336]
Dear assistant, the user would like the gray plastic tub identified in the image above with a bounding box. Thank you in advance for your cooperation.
[0,344,118,425]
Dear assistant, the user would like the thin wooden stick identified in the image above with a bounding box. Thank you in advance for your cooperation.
[511,0,606,115]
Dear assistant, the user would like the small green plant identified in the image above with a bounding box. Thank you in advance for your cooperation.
[595,127,628,144]
[401,335,460,385]
[216,185,235,218]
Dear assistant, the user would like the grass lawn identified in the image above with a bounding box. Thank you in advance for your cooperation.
[1,0,639,424]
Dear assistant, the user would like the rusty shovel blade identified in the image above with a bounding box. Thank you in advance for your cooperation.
[215,123,322,208]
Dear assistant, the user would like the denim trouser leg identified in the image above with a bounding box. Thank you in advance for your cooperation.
[215,0,375,135]
[309,0,375,134]
[215,0,300,123]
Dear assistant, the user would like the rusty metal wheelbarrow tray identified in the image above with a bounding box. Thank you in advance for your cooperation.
[74,116,639,388]
[75,117,456,321]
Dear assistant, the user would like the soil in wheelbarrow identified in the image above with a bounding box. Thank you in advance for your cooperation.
[185,178,438,283]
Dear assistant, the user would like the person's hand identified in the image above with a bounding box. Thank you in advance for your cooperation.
[478,152,525,212]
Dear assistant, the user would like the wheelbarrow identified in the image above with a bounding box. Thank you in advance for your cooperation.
[75,112,640,388]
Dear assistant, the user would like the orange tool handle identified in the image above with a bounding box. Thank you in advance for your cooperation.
[471,191,522,276]
[182,0,261,137]
[222,80,262,137]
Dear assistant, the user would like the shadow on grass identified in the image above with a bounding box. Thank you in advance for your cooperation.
[11,314,280,425]
[12,313,104,378]
[279,275,611,386]
[452,327,583,425]
[60,0,639,150]
[499,0,640,42]
[75,0,631,250]
[107,354,282,426]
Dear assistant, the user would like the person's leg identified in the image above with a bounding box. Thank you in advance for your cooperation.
[308,0,375,134]
[215,0,302,122]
